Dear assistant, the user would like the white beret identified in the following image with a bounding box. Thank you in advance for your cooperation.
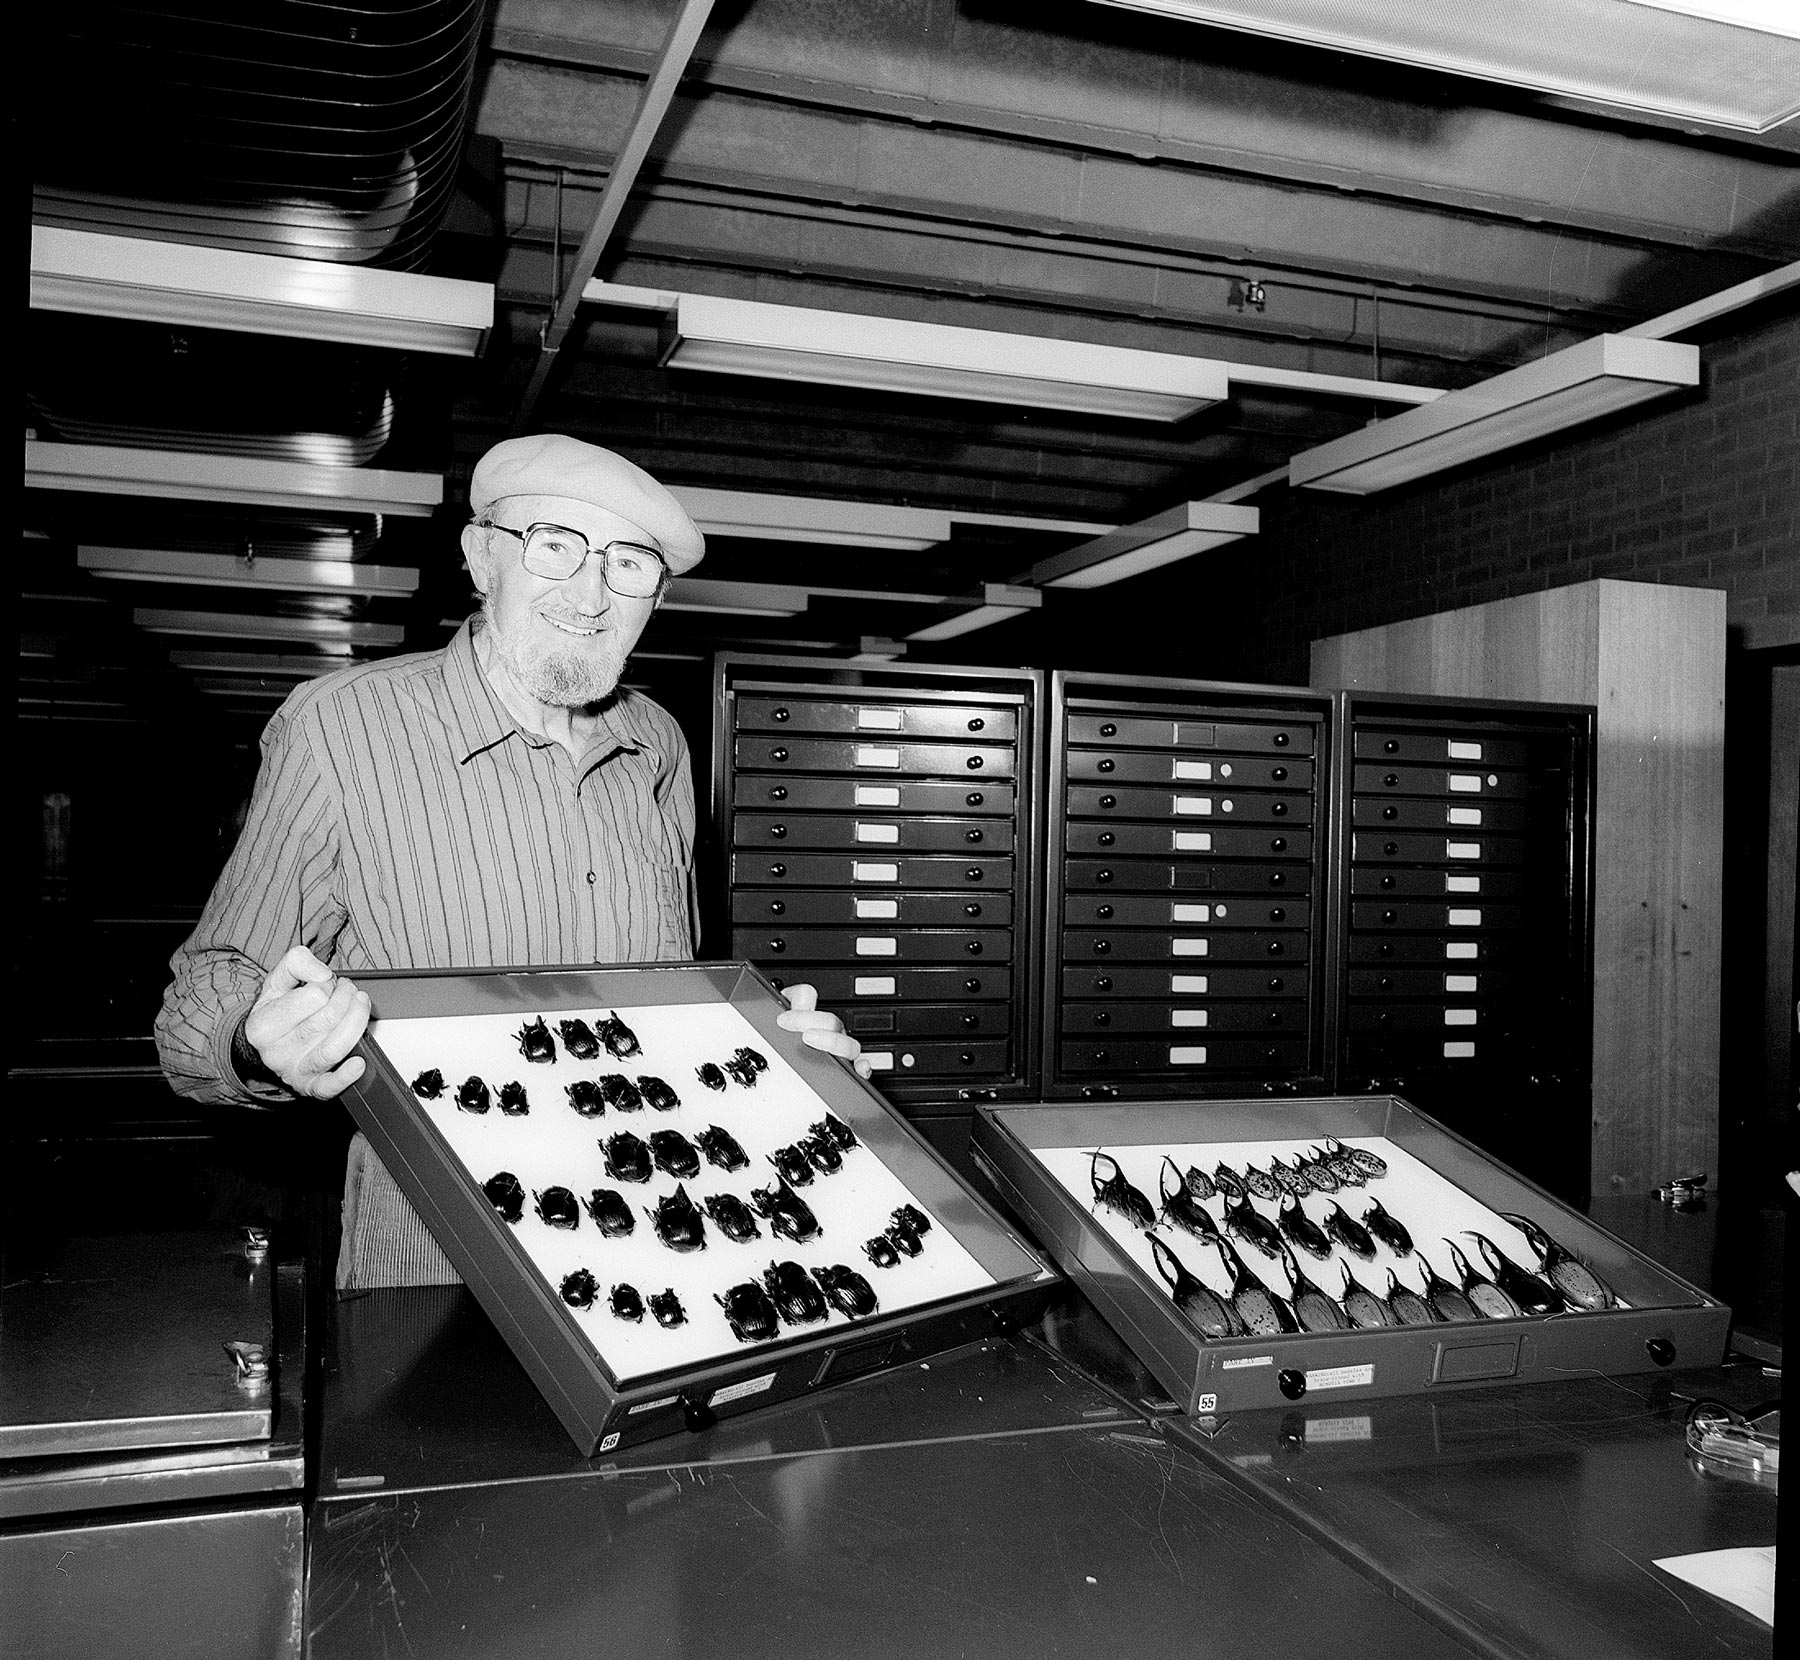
[469,434,704,573]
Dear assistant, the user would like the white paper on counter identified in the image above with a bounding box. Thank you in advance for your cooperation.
[1651,1545,1775,1627]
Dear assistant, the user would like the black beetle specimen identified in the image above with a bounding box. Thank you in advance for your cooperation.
[890,1204,931,1238]
[1465,1231,1562,1314]
[1446,1239,1522,1319]
[602,1131,653,1184]
[558,1019,600,1060]
[1183,1164,1217,1202]
[1223,1193,1284,1260]
[885,1218,924,1258]
[610,1284,645,1322]
[812,1114,858,1152]
[716,1281,780,1343]
[1324,1202,1376,1260]
[750,1177,821,1244]
[646,1185,707,1251]
[1212,1163,1248,1204]
[1329,1137,1388,1179]
[560,1269,598,1309]
[763,1259,829,1325]
[638,1075,681,1112]
[813,1264,879,1319]
[1500,1212,1615,1311]
[1159,1157,1221,1242]
[1215,1238,1297,1336]
[703,1192,762,1243]
[412,1069,446,1100]
[565,1078,606,1118]
[516,1017,557,1064]
[1090,1151,1155,1229]
[649,1288,686,1329]
[1362,1195,1414,1256]
[1267,1156,1309,1198]
[696,1124,749,1172]
[535,1186,580,1229]
[799,1134,842,1176]
[733,1046,769,1075]
[650,1129,701,1180]
[1339,1261,1397,1328]
[695,1061,727,1092]
[584,1187,635,1236]
[1296,1148,1343,1195]
[863,1234,900,1269]
[1279,1241,1348,1332]
[1384,1266,1441,1326]
[1242,1162,1280,1202]
[1148,1234,1242,1338]
[597,1012,641,1060]
[483,1171,525,1223]
[767,1144,815,1188]
[497,1080,530,1116]
[599,1075,643,1113]
[722,1057,760,1088]
[455,1076,491,1114]
[1277,1194,1333,1260]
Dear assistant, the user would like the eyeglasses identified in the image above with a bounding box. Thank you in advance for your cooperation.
[482,521,667,598]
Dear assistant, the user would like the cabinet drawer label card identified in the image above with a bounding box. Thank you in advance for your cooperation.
[1445,942,1479,959]
[1443,1008,1478,1026]
[855,937,898,956]
[1443,1040,1477,1058]
[1173,832,1213,851]
[1170,974,1209,993]
[1170,1010,1209,1028]
[1168,1045,1209,1064]
[853,976,897,996]
[1171,904,1211,923]
[863,1051,895,1070]
[853,862,898,882]
[1221,1354,1273,1370]
[1448,774,1482,793]
[1446,841,1482,859]
[855,822,900,843]
[1174,796,1213,815]
[1173,760,1214,781]
[1444,974,1479,992]
[1448,908,1483,926]
[1445,875,1481,893]
[857,707,903,730]
[709,1371,778,1408]
[855,746,901,768]
[1447,806,1483,826]
[855,785,901,807]
[1172,938,1209,957]
[1305,1365,1375,1394]
[855,899,899,920]
[1448,740,1483,760]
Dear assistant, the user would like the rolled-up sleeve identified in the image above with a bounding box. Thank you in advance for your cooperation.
[155,701,350,1107]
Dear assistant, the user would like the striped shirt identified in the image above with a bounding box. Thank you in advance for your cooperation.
[155,616,696,1286]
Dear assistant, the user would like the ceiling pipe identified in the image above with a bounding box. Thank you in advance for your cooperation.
[510,0,718,433]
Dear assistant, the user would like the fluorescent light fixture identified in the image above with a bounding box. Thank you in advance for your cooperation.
[80,545,418,596]
[658,290,1229,422]
[906,584,1043,642]
[1289,334,1699,494]
[668,487,953,551]
[170,651,352,678]
[26,440,443,517]
[849,637,908,662]
[1090,1,1800,133]
[132,608,405,647]
[31,227,494,355]
[661,577,810,618]
[1025,501,1259,588]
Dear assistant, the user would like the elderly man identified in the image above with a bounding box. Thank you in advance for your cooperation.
[157,434,860,1288]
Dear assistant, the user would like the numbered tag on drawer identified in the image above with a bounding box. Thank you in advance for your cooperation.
[1170,1009,1209,1028]
[856,707,903,731]
[855,822,900,843]
[855,937,898,956]
[1173,760,1213,781]
[853,976,897,996]
[1170,974,1209,994]
[1444,874,1481,893]
[1173,831,1213,852]
[1446,840,1482,860]
[854,898,899,920]
[1444,974,1479,992]
[855,785,901,807]
[1172,938,1209,957]
[1444,941,1479,960]
[1174,796,1213,816]
[1171,903,1211,923]
[1446,806,1483,826]
[1447,908,1483,927]
[1443,1008,1478,1026]
[1168,1046,1209,1065]
[852,861,898,882]
[863,1051,896,1071]
[1447,740,1483,760]
[855,746,901,769]
[1442,1040,1477,1058]
[1448,774,1483,793]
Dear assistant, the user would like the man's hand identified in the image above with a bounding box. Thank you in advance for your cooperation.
[776,983,873,1079]
[241,945,372,1099]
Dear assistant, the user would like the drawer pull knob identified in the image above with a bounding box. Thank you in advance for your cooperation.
[1096,904,1113,919]
[966,791,985,806]
[768,786,787,801]
[1383,841,1399,856]
[773,707,790,722]
[1097,832,1115,847]
[1382,805,1399,820]
[962,1014,979,1028]
[964,903,982,917]
[1097,757,1116,772]
[965,867,984,881]
[965,941,983,956]
[1267,1011,1284,1027]
[1267,976,1284,992]
[769,939,786,953]
[1093,1012,1111,1027]
[1269,907,1286,922]
[965,829,984,843]
[964,978,982,992]
[968,717,985,732]
[1273,732,1290,747]
[1270,837,1287,853]
[1099,722,1117,737]
[1093,939,1111,955]
[1099,794,1116,810]
[967,756,984,771]
[1272,766,1287,782]
[1268,872,1285,887]
[769,901,786,915]
[1096,868,1114,883]
[1384,738,1399,752]
[1267,941,1285,956]
[1384,773,1399,787]
[1271,801,1288,816]
[959,1052,975,1066]
[769,824,788,839]
[771,747,789,762]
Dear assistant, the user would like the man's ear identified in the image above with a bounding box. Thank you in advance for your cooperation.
[461,523,492,596]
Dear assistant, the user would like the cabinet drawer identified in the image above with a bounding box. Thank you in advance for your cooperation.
[1067,713,1316,755]
[1350,867,1530,899]
[1066,822,1311,860]
[840,1002,1011,1039]
[1350,832,1531,866]
[1061,895,1310,930]
[764,966,1011,1002]
[1352,762,1532,799]
[1061,965,1310,1000]
[1348,967,1524,999]
[736,695,1016,741]
[1348,933,1540,966]
[1063,858,1310,895]
[733,853,1013,888]
[1067,785,1312,826]
[1061,1001,1305,1035]
[1347,1001,1515,1033]
[732,890,1013,927]
[734,815,1013,853]
[1059,1037,1310,1073]
[1062,930,1308,964]
[734,927,1012,964]
[1350,900,1528,932]
[858,1039,1012,1078]
[1065,751,1313,789]
[1352,796,1534,833]
[735,774,1013,815]
[735,736,1015,779]
[1353,729,1535,767]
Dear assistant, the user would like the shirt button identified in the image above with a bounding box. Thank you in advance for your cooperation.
[586,871,597,885]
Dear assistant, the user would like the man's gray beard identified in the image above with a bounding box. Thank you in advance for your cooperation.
[482,599,627,708]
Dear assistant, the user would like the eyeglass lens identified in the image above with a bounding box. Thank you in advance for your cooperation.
[516,524,664,596]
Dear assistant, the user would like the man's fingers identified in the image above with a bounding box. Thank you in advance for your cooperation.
[259,943,334,1004]
[305,1054,366,1100]
[799,1025,860,1059]
[782,982,819,1013]
[311,990,371,1070]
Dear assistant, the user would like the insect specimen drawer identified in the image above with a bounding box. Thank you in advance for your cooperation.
[342,961,1055,1456]
[970,1096,1726,1416]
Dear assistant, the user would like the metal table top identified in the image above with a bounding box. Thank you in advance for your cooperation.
[308,1287,1473,1659]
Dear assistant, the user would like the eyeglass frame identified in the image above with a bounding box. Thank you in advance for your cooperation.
[477,518,670,599]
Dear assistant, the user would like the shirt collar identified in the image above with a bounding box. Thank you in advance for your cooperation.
[438,616,654,767]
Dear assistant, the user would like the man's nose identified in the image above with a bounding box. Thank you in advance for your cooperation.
[563,550,614,611]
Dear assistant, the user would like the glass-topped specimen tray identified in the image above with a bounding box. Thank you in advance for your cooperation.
[345,962,1055,1455]
[971,1095,1727,1416]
